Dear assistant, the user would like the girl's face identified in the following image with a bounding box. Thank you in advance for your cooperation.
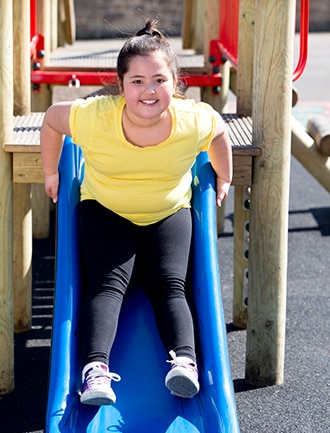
[120,52,176,123]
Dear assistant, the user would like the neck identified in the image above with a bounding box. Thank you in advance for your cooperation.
[122,106,172,147]
[123,106,168,129]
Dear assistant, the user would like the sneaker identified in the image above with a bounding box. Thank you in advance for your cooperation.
[165,350,200,398]
[80,362,121,406]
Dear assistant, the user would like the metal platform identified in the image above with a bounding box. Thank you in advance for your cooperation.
[47,39,207,74]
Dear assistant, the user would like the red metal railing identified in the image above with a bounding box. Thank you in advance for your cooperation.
[30,0,308,89]
[293,0,310,81]
[31,70,222,89]
[29,1,221,90]
[30,0,36,41]
[30,0,44,60]
[214,0,309,80]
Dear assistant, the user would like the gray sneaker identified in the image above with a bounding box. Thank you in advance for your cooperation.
[165,350,200,398]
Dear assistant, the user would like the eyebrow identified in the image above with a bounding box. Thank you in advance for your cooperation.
[127,73,167,79]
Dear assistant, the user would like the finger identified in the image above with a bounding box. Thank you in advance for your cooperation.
[51,189,58,204]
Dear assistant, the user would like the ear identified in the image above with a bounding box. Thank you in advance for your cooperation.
[117,78,124,95]
[172,77,178,95]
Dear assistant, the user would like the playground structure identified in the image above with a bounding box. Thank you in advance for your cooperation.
[2,0,329,413]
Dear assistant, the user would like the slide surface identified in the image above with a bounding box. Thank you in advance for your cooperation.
[45,136,240,433]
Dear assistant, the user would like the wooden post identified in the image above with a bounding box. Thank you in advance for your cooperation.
[199,0,220,106]
[57,0,66,47]
[13,0,33,333]
[32,185,52,238]
[232,185,250,327]
[198,0,231,235]
[63,0,76,45]
[0,0,14,394]
[182,0,196,49]
[245,0,295,386]
[13,185,32,332]
[193,0,205,55]
[236,0,255,115]
[232,0,255,329]
[50,0,59,51]
[13,0,30,116]
[31,0,51,239]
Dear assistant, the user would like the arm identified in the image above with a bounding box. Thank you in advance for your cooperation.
[207,112,233,207]
[40,101,73,203]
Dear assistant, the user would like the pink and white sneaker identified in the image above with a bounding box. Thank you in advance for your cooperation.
[80,362,121,406]
[165,350,200,398]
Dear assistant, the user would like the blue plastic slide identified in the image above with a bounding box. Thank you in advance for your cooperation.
[45,136,240,433]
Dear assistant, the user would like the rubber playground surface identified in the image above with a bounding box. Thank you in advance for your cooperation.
[0,33,329,433]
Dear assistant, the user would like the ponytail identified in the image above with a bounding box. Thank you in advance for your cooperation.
[135,19,163,39]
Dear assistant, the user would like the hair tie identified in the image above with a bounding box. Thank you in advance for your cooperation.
[143,30,160,37]
[134,20,163,38]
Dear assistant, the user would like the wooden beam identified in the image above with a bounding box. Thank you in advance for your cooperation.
[307,115,330,156]
[13,153,44,184]
[10,149,257,187]
[291,116,330,193]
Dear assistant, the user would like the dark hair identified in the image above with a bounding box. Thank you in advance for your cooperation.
[117,19,180,92]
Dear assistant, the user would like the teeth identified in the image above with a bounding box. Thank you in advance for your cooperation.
[142,100,156,104]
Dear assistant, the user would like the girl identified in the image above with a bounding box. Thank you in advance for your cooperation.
[40,19,232,406]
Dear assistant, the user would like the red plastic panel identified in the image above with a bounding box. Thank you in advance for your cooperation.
[218,0,240,67]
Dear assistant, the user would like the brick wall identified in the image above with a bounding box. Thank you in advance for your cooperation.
[74,0,330,40]
[74,0,184,39]
[296,0,330,32]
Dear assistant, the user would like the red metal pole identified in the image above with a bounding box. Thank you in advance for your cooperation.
[30,0,36,40]
[293,0,310,81]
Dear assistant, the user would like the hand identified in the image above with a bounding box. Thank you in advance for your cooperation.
[215,177,231,207]
[44,172,59,204]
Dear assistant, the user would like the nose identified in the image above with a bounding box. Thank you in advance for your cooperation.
[145,83,156,94]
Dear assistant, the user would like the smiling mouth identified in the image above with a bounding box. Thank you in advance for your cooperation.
[141,99,158,105]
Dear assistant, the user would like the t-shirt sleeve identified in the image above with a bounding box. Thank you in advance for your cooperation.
[69,97,96,147]
[196,102,217,152]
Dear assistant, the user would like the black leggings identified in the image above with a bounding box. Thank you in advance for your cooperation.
[78,200,196,367]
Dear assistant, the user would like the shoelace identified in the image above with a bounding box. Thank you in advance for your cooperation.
[85,368,121,387]
[166,350,197,370]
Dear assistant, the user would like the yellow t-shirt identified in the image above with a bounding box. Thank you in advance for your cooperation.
[69,95,216,226]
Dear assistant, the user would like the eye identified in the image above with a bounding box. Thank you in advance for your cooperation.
[132,79,143,85]
[156,78,165,84]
